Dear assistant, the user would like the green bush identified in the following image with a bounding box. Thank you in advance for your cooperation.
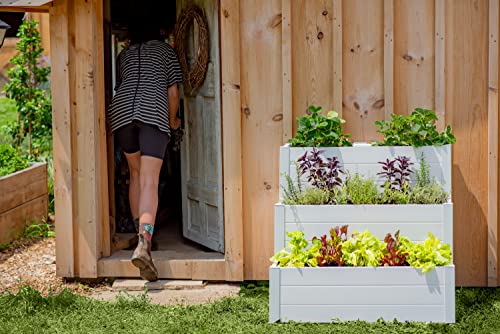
[0,144,29,177]
[345,173,380,204]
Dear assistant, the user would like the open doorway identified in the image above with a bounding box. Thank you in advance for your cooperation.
[104,0,224,266]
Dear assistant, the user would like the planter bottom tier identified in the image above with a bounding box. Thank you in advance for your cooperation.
[269,265,455,323]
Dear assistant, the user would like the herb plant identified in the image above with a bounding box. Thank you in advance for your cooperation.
[374,108,456,147]
[298,148,343,192]
[381,230,410,266]
[409,155,449,204]
[289,105,352,147]
[345,173,380,204]
[313,225,348,267]
[341,230,386,267]
[401,232,452,273]
[378,156,413,191]
[270,231,321,268]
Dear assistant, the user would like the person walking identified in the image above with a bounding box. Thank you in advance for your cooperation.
[108,17,183,281]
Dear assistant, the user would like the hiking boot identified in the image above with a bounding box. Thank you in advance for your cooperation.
[131,234,158,282]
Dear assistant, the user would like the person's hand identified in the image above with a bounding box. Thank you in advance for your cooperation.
[170,117,182,130]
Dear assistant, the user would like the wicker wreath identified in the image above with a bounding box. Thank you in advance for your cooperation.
[174,5,210,94]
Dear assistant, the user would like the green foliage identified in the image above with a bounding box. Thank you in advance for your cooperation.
[401,233,452,273]
[294,187,330,205]
[0,97,17,127]
[415,154,431,187]
[333,184,349,204]
[0,143,29,176]
[289,105,352,147]
[3,19,52,156]
[22,221,55,239]
[380,183,410,204]
[0,285,500,333]
[375,108,456,147]
[270,231,320,267]
[345,173,380,204]
[409,183,449,204]
[341,230,386,266]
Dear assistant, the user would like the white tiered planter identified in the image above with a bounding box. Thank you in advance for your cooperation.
[270,144,455,323]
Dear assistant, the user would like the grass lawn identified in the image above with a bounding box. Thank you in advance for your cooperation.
[0,284,499,333]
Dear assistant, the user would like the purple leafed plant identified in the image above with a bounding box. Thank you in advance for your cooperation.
[297,148,343,191]
[313,225,349,267]
[377,156,413,190]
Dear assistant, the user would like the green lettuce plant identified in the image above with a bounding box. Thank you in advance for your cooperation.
[289,105,352,147]
[270,231,321,268]
[341,230,386,266]
[401,233,452,273]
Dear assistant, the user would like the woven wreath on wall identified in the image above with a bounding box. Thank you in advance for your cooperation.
[174,5,210,95]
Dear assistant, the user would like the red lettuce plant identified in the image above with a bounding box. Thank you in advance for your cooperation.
[377,156,413,190]
[298,148,343,192]
[313,225,348,266]
[381,230,409,266]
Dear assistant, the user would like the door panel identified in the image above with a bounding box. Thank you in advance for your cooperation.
[178,0,224,252]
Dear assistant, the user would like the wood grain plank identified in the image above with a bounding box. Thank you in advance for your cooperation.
[446,0,489,286]
[342,0,384,142]
[333,0,342,115]
[282,0,292,142]
[435,0,446,129]
[240,0,282,280]
[488,0,499,287]
[49,0,74,277]
[383,0,394,119]
[291,0,335,133]
[220,0,244,281]
[394,0,435,116]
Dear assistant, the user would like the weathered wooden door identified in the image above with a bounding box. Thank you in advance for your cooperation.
[177,0,224,252]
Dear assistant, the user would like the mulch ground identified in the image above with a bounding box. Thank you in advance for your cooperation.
[0,237,112,296]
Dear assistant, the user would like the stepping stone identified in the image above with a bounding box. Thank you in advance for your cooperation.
[112,279,206,291]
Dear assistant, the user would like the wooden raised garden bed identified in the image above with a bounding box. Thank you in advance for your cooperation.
[0,162,48,244]
[270,143,455,323]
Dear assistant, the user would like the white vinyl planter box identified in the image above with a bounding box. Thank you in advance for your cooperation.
[274,203,454,254]
[269,265,455,323]
[271,144,455,323]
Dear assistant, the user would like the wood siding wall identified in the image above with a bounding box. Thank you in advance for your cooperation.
[237,0,499,286]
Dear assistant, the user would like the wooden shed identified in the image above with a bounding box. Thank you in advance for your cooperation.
[1,0,500,287]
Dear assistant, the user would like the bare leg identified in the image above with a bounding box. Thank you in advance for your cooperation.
[124,151,141,219]
[139,155,163,226]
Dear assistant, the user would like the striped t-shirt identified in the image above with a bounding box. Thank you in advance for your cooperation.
[109,40,183,136]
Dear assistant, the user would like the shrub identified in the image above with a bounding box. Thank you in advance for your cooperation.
[289,105,352,147]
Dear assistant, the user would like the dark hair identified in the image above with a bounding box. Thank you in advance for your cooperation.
[128,18,162,45]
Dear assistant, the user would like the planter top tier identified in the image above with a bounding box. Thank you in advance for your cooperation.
[279,143,452,199]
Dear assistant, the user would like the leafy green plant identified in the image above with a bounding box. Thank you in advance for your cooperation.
[314,225,348,266]
[409,155,449,204]
[401,233,452,273]
[333,184,349,204]
[380,183,410,204]
[341,230,386,266]
[374,108,456,147]
[3,19,51,156]
[345,173,380,204]
[0,144,29,177]
[381,230,410,266]
[23,221,55,239]
[415,154,431,187]
[289,105,352,147]
[270,231,321,267]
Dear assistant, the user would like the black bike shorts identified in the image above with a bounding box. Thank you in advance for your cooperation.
[114,121,170,160]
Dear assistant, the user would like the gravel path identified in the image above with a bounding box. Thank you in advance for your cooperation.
[0,237,110,296]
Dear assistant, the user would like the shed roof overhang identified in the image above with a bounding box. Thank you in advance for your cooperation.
[0,0,52,13]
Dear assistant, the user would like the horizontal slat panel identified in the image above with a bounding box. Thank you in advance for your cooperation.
[280,305,446,323]
[279,266,452,286]
[281,285,445,305]
[285,222,443,242]
[288,145,451,164]
[283,204,446,223]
